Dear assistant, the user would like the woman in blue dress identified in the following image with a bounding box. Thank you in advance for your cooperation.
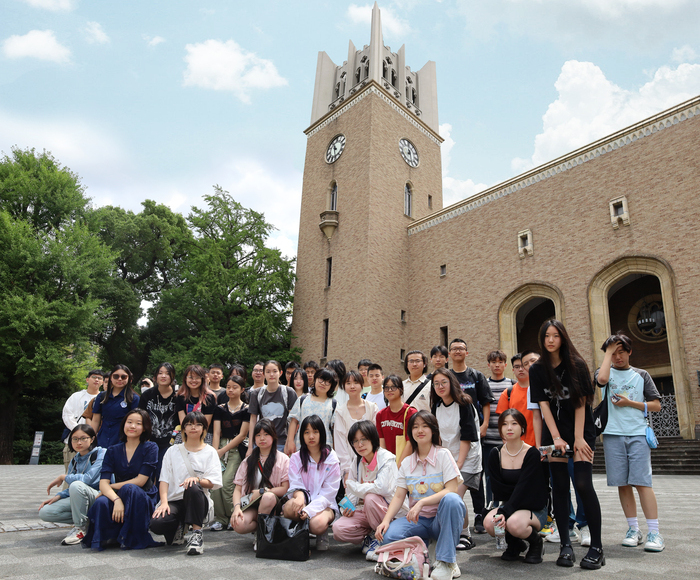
[82,409,160,550]
[91,364,140,449]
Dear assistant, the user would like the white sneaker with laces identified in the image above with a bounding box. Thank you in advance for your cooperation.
[430,560,461,580]
[361,532,376,554]
[578,525,591,547]
[622,527,643,547]
[186,529,204,555]
[61,526,86,545]
[644,531,665,552]
[546,526,579,543]
[209,521,223,532]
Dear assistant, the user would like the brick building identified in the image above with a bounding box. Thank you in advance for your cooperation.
[291,4,700,439]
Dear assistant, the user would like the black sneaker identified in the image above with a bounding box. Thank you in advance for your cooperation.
[186,529,203,555]
[474,514,486,534]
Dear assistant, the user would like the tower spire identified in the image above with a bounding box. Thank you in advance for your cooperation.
[369,2,384,84]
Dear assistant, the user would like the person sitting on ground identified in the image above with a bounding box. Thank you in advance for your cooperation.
[82,409,159,551]
[375,410,466,580]
[484,409,548,564]
[283,414,341,551]
[333,420,406,561]
[150,412,222,555]
[231,419,290,549]
[38,424,105,545]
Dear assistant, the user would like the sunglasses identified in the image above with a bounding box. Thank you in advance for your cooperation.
[112,374,129,380]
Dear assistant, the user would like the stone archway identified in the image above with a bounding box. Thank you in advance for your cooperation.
[588,256,693,439]
[499,283,566,361]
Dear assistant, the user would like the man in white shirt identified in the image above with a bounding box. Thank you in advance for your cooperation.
[62,370,103,472]
[403,350,430,413]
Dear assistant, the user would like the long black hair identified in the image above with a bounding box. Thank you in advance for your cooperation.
[245,418,278,492]
[536,319,593,405]
[429,367,471,410]
[299,414,330,473]
[106,364,136,404]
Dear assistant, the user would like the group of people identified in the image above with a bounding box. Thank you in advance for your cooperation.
[41,319,664,580]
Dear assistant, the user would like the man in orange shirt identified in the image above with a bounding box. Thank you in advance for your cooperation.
[495,353,535,446]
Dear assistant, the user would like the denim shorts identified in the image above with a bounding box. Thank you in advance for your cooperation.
[532,506,548,530]
[603,434,652,487]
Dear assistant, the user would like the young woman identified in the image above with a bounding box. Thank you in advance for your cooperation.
[91,364,140,449]
[82,409,159,551]
[227,363,248,403]
[430,367,481,550]
[333,371,378,481]
[484,409,548,564]
[286,368,338,455]
[138,362,178,479]
[375,411,466,580]
[231,419,290,547]
[290,368,309,398]
[150,412,222,555]
[283,361,300,385]
[175,365,216,443]
[283,414,341,551]
[332,420,405,559]
[375,375,417,462]
[38,425,105,545]
[326,359,348,406]
[247,360,298,454]
[529,319,604,569]
[210,376,250,531]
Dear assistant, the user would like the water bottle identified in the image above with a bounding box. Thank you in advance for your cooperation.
[494,519,506,551]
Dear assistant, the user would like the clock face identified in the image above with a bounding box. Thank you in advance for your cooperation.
[326,134,346,164]
[399,138,419,167]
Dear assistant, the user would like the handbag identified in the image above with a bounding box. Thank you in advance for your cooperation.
[177,444,215,524]
[374,536,431,580]
[395,405,410,465]
[644,402,658,449]
[592,382,609,437]
[255,513,310,561]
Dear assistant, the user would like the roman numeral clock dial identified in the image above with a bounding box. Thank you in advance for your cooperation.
[325,134,346,164]
[399,138,419,167]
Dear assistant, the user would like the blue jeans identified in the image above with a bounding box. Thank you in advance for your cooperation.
[38,481,100,528]
[382,493,466,564]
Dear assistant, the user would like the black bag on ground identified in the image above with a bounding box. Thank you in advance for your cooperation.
[255,513,310,561]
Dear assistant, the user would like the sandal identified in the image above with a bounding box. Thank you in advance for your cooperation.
[456,534,475,550]
[580,546,606,570]
[556,544,575,567]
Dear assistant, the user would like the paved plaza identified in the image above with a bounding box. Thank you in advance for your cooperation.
[0,464,698,580]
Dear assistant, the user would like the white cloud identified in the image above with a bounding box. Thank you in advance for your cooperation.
[440,123,488,206]
[183,39,287,104]
[347,4,411,38]
[143,35,165,47]
[84,22,109,45]
[2,29,71,63]
[20,0,75,11]
[672,44,697,63]
[511,59,700,173]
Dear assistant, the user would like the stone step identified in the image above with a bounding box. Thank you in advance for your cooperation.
[592,437,700,475]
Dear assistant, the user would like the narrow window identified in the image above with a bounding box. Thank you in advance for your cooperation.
[326,257,332,287]
[404,184,412,217]
[391,69,397,87]
[383,61,388,79]
[440,326,448,347]
[428,195,433,209]
[330,182,338,211]
[322,319,329,358]
[355,68,361,84]
[440,264,446,277]
[401,310,406,323]
[613,201,624,216]
[400,349,406,362]
[364,62,369,79]
[335,83,340,99]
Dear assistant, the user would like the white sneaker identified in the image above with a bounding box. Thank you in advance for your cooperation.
[578,525,591,547]
[209,521,223,532]
[61,526,86,545]
[622,527,643,547]
[430,560,461,580]
[644,531,665,552]
[171,524,185,546]
[366,547,379,562]
[546,526,579,543]
[186,529,203,555]
[361,532,376,554]
[316,530,329,551]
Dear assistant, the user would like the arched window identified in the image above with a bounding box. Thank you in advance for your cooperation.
[383,61,388,79]
[412,88,417,105]
[330,182,338,211]
[335,83,340,99]
[391,69,397,87]
[355,68,361,84]
[404,183,412,217]
[364,61,369,79]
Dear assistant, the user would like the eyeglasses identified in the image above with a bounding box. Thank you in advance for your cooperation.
[512,365,523,370]
[352,438,370,446]
[407,359,423,365]
[316,380,331,387]
[252,369,263,373]
[112,374,128,380]
[383,386,399,392]
[71,436,91,443]
[449,347,467,352]
[184,424,203,430]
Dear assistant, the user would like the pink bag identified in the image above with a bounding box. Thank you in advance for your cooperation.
[374,536,431,580]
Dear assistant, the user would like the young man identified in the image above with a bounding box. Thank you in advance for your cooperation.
[250,361,266,390]
[375,379,417,457]
[495,353,535,446]
[448,338,494,533]
[363,363,386,410]
[358,359,372,394]
[207,364,227,404]
[429,345,448,373]
[402,350,431,413]
[595,333,664,552]
[62,370,103,472]
[303,360,319,387]
[481,350,515,515]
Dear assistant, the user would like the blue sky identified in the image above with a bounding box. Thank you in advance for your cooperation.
[3,0,700,260]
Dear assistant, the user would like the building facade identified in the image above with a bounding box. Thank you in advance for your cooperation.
[291,3,700,439]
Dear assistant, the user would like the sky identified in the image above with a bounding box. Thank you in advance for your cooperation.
[3,0,700,261]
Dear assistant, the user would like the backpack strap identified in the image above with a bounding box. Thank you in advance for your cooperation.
[405,373,432,407]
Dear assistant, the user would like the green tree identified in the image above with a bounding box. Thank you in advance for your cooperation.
[0,149,115,464]
[147,187,299,374]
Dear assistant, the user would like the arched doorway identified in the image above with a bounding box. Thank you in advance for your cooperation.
[589,257,692,439]
[499,283,565,361]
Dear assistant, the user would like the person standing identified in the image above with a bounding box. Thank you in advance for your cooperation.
[402,350,431,413]
[62,370,103,473]
[91,365,140,449]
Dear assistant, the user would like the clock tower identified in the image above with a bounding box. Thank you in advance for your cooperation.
[291,3,443,374]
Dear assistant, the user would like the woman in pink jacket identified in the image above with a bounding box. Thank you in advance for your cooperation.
[282,414,341,551]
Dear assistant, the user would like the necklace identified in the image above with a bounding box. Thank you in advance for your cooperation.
[503,441,524,457]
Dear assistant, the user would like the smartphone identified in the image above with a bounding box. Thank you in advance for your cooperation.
[611,394,621,403]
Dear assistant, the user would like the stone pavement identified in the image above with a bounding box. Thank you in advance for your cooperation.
[1,464,699,580]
